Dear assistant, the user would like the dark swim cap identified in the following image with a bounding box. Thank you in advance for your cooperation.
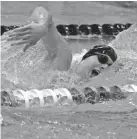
[82,45,117,63]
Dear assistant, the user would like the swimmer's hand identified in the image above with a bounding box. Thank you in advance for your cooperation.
[8,23,47,52]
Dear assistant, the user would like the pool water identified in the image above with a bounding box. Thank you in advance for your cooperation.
[1,1,137,139]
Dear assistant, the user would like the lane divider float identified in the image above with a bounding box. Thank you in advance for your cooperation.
[1,23,132,39]
[12,90,29,108]
[1,84,137,108]
[29,89,45,107]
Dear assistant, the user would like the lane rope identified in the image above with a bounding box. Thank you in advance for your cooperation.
[1,23,132,38]
[1,84,137,108]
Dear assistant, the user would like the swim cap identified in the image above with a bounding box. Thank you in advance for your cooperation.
[82,45,117,64]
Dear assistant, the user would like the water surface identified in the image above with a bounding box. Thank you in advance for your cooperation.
[1,1,137,139]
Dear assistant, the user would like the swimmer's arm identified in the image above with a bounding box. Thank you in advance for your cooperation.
[39,12,72,71]
[8,9,72,71]
[42,20,72,71]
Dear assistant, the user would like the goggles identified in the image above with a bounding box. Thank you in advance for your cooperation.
[94,52,114,66]
[81,45,117,66]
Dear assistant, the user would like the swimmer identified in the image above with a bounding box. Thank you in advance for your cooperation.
[8,7,117,79]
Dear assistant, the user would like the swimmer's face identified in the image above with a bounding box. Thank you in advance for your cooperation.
[76,55,108,79]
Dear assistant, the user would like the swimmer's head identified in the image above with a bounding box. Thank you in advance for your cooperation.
[76,45,117,78]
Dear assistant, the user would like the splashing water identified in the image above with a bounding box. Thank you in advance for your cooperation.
[2,24,137,90]
[1,2,137,139]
